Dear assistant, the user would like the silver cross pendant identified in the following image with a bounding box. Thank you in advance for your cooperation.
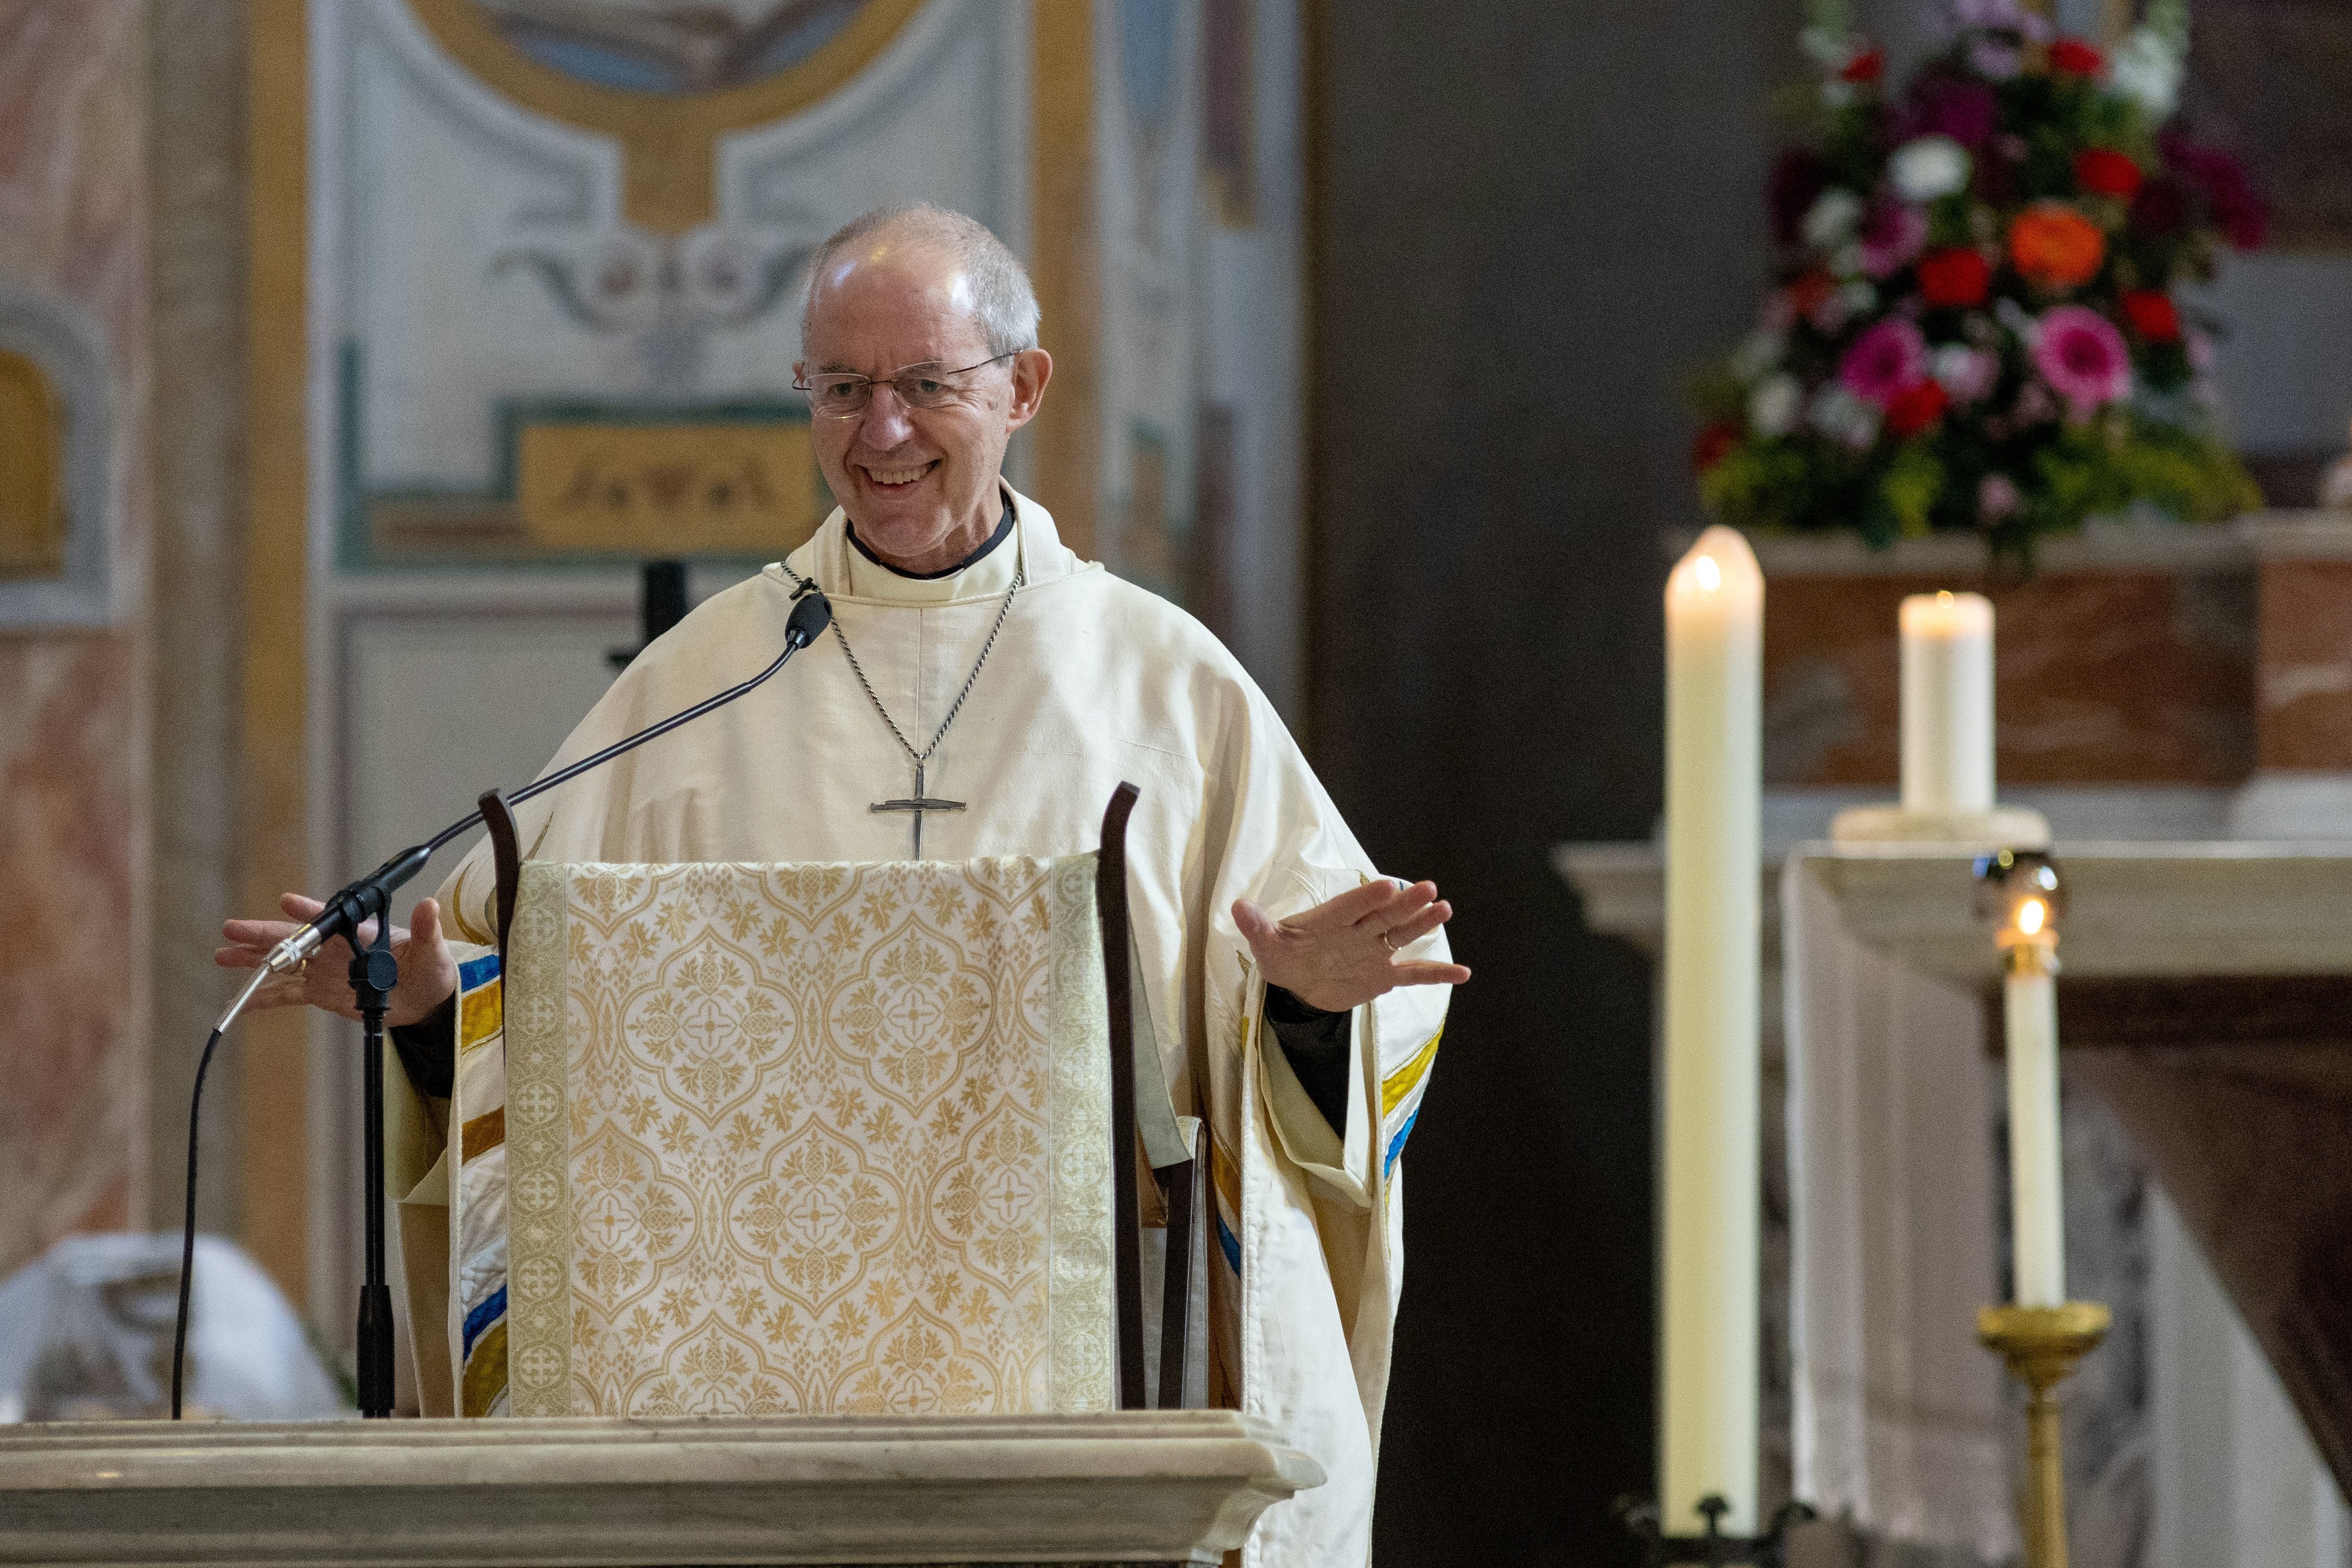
[869,760,966,858]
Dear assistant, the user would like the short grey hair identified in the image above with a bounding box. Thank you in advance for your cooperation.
[801,203,1041,360]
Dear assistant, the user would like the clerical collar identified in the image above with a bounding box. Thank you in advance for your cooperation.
[846,496,1016,581]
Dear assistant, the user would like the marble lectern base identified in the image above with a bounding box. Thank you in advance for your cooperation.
[0,1411,1323,1567]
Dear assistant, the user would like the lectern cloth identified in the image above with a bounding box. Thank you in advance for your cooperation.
[428,493,1449,1568]
[475,856,1114,1416]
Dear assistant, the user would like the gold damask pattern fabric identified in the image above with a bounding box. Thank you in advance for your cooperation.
[504,858,1113,1417]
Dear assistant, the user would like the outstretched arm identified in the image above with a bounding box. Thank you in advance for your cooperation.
[1231,878,1470,1015]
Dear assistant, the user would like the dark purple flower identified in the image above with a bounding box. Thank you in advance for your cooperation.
[1911,73,2000,148]
[1770,149,1833,247]
[1859,198,1930,277]
[2159,130,2270,250]
[2129,174,2189,237]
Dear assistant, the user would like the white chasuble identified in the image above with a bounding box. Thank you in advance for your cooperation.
[431,491,1449,1568]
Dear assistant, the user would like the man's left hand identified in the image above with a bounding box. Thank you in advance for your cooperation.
[1232,879,1471,1015]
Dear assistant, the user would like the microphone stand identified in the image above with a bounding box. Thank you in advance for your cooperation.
[182,585,833,1420]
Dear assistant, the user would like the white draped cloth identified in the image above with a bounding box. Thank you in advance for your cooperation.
[433,490,1450,1568]
[1783,852,2017,1562]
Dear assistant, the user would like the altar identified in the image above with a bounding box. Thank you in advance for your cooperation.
[0,1411,1320,1567]
[1558,824,2352,1564]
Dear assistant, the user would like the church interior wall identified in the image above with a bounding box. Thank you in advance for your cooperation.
[0,0,154,1282]
[1305,0,1802,1560]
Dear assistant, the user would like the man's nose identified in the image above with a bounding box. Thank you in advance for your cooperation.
[858,385,917,448]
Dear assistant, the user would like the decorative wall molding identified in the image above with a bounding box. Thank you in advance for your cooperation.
[0,287,115,628]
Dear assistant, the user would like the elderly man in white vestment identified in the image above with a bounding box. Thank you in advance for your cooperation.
[221,203,1465,1567]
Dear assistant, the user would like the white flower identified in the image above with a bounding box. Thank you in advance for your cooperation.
[1932,343,1998,402]
[1731,329,1785,383]
[1802,187,1866,248]
[1800,24,1854,66]
[1809,383,1882,448]
[1890,136,1972,202]
[1749,374,1803,438]
[2109,27,2183,118]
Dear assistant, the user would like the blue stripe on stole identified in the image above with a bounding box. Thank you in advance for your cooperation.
[1216,1214,1242,1275]
[458,953,500,991]
[462,1285,507,1357]
[1384,1106,1420,1178]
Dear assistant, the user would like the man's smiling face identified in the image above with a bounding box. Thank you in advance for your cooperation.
[798,239,1048,574]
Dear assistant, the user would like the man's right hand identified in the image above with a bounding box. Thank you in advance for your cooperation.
[216,893,460,1027]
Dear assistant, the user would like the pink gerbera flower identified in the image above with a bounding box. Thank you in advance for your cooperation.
[1838,318,1930,408]
[2030,305,2131,418]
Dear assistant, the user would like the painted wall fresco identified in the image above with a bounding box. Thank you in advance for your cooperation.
[0,0,152,1275]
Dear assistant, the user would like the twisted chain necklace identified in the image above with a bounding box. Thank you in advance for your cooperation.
[780,519,1024,858]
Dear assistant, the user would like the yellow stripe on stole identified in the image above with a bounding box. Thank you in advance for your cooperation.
[461,1108,505,1162]
[459,980,502,1051]
[461,1318,508,1419]
[1382,1025,1444,1119]
[1211,1136,1241,1220]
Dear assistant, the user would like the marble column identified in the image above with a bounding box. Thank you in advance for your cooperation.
[144,0,249,1240]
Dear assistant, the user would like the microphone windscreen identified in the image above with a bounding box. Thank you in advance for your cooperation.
[786,589,833,646]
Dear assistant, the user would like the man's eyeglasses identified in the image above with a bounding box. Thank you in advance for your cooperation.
[794,353,1018,417]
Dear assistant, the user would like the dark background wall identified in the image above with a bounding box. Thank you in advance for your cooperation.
[1305,4,1796,1560]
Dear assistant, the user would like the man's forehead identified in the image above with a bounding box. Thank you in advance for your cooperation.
[808,238,982,355]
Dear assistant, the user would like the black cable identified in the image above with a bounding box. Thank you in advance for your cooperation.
[172,1025,225,1420]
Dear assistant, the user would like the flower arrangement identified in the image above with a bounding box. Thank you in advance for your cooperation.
[1692,0,2266,563]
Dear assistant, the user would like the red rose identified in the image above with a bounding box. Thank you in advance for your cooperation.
[1886,379,1950,439]
[2074,148,2144,201]
[2048,38,2105,76]
[1693,420,1742,473]
[1840,48,1886,84]
[1916,247,1992,308]
[2119,289,2182,341]
[1786,268,1837,322]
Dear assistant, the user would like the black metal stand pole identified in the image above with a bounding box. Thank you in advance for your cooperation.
[609,559,689,670]
[349,900,399,1418]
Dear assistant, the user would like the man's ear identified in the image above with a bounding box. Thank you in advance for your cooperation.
[1004,348,1052,432]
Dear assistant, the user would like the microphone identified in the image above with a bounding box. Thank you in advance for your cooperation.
[244,586,834,993]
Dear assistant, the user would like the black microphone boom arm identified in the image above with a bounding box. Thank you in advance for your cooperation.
[244,588,835,995]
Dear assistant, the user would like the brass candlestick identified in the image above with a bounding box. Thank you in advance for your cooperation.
[1977,1301,2110,1568]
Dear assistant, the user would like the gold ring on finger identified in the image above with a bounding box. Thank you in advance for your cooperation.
[1379,931,1398,954]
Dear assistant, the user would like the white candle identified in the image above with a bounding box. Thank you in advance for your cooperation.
[1660,525,1763,1533]
[2003,899,2066,1306]
[1899,590,1996,815]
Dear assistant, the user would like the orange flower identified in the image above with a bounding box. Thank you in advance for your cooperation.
[2007,202,2107,291]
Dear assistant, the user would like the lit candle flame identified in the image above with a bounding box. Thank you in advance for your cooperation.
[1696,555,1721,592]
[2017,897,2046,937]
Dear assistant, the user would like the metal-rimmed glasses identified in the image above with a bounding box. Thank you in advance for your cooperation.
[794,353,1019,418]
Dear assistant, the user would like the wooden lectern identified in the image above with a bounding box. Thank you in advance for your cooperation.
[27,791,1319,1564]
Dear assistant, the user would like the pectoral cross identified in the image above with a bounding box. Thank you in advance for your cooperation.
[870,760,965,858]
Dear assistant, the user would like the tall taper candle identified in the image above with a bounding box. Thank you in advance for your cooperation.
[2002,897,2066,1307]
[1660,525,1764,1533]
[1899,590,1995,815]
